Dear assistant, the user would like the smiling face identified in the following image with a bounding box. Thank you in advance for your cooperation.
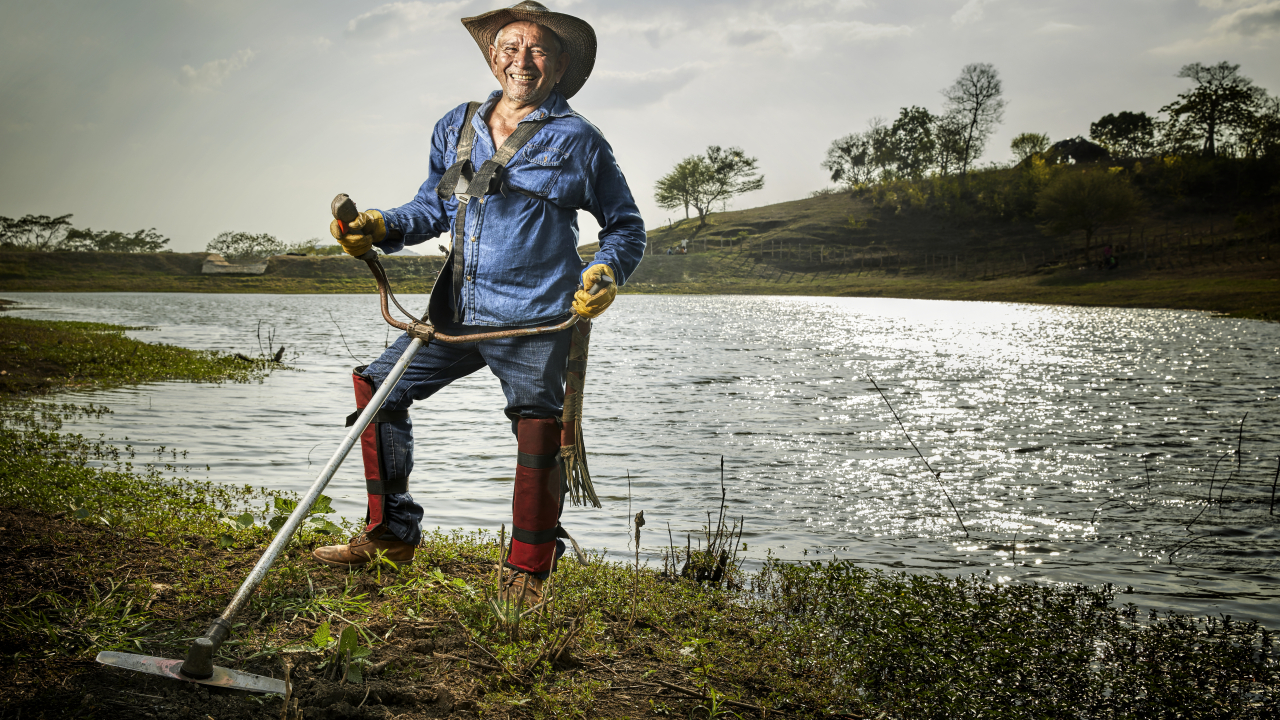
[489,21,570,106]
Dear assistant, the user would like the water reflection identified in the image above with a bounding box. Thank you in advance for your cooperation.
[4,292,1278,625]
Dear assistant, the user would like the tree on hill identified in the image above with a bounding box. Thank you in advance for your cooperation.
[1160,62,1265,158]
[942,63,1007,174]
[0,214,73,250]
[207,231,285,263]
[1090,111,1155,158]
[1010,132,1050,162]
[884,106,937,180]
[1241,95,1280,159]
[822,119,892,187]
[654,157,702,220]
[933,112,969,176]
[654,146,763,231]
[1036,170,1139,264]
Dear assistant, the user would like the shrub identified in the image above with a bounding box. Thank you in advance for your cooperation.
[206,231,285,263]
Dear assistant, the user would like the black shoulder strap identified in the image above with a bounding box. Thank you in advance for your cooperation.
[461,117,550,201]
[441,108,553,322]
[434,102,482,200]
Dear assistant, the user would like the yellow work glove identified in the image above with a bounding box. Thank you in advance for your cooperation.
[329,209,387,257]
[572,263,617,319]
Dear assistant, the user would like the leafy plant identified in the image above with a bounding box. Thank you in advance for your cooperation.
[268,495,343,535]
[218,511,254,548]
[336,624,373,683]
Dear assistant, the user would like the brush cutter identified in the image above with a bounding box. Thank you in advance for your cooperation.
[96,194,611,694]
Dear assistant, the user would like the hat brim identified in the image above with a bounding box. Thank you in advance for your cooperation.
[461,5,596,100]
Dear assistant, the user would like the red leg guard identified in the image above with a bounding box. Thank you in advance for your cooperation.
[507,418,562,575]
[352,370,385,532]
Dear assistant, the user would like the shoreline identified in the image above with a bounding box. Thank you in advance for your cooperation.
[2,248,1276,322]
[1,317,1276,718]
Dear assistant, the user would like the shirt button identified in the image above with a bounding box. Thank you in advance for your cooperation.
[466,275,473,282]
[478,197,485,204]
[470,236,477,242]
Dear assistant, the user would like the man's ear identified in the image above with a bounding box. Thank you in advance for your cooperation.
[555,52,571,83]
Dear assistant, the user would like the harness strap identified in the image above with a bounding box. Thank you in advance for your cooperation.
[462,117,549,202]
[433,101,552,322]
[517,451,560,470]
[434,102,482,201]
[366,477,409,496]
[512,525,560,545]
[345,408,409,427]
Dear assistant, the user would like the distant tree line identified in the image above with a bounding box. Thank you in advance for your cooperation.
[822,60,1279,190]
[0,214,170,253]
[0,213,329,262]
[822,63,1008,185]
[814,59,1278,264]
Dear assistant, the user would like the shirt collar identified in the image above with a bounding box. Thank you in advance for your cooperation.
[476,89,574,125]
[470,90,573,153]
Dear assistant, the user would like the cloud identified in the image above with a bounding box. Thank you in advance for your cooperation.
[1153,0,1280,52]
[1035,21,1082,34]
[952,0,997,25]
[345,1,471,42]
[774,18,913,52]
[824,20,914,40]
[178,49,255,91]
[1197,0,1257,8]
[1209,0,1280,35]
[588,65,703,107]
[727,29,779,46]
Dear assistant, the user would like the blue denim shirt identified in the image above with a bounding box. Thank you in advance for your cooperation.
[374,90,646,326]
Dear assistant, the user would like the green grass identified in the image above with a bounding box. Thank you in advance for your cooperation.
[0,316,275,395]
[2,407,1276,717]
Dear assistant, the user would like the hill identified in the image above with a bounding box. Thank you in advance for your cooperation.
[581,186,1279,320]
[2,184,1277,320]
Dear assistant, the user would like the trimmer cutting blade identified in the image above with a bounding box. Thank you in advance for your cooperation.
[96,651,289,695]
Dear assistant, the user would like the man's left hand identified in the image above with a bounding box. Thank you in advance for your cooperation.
[573,264,616,319]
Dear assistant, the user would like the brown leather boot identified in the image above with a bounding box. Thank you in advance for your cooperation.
[312,526,415,568]
[499,569,545,609]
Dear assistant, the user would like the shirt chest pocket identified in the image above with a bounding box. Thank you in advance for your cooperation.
[505,144,575,201]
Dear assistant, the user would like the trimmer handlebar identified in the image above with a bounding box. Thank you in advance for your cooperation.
[333,193,606,344]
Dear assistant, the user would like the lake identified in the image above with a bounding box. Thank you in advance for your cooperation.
[4,291,1278,626]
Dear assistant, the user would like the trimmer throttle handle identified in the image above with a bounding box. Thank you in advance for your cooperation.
[588,275,615,295]
[331,193,359,234]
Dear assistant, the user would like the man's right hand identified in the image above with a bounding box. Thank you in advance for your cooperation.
[330,210,387,257]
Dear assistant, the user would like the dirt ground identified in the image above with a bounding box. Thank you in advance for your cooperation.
[0,507,773,720]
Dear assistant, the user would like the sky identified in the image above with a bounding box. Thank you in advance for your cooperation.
[2,0,1278,254]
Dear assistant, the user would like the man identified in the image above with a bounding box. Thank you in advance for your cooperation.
[316,1,645,606]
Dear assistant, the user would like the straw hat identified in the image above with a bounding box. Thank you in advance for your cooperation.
[461,1,597,99]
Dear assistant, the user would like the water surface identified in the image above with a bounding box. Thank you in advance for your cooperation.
[4,292,1278,625]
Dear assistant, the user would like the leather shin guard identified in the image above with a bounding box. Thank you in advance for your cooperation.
[506,418,563,575]
[347,367,409,533]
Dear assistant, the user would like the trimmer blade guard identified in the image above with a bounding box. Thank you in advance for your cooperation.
[95,651,289,695]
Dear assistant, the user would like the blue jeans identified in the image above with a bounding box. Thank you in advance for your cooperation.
[359,323,573,545]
